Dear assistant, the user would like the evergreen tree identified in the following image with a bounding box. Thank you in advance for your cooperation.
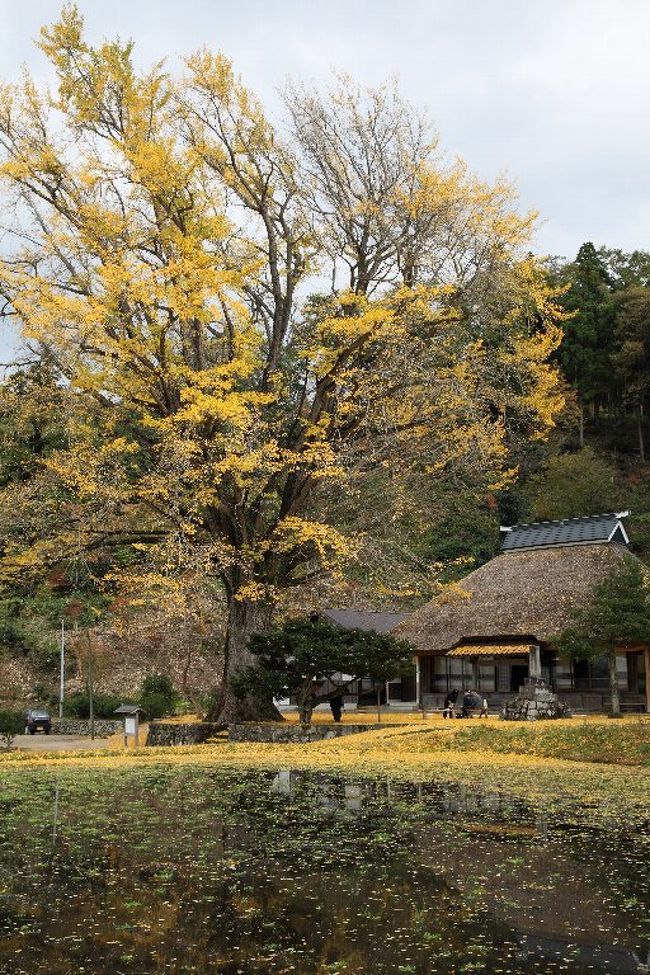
[610,287,650,462]
[0,709,24,749]
[556,243,616,444]
[553,558,650,717]
[234,617,411,727]
[526,448,620,521]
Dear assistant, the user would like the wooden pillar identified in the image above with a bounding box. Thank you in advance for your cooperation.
[645,648,650,713]
[528,644,542,680]
[471,657,479,689]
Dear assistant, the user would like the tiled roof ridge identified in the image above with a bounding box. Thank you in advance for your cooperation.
[501,510,629,531]
[322,607,406,617]
[321,607,408,634]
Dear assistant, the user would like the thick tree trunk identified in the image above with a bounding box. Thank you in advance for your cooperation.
[208,597,283,724]
[608,648,621,718]
[296,679,316,728]
[299,700,314,729]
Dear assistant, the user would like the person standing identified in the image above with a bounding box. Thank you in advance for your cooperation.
[479,696,489,718]
[442,689,458,718]
[330,694,344,722]
[461,689,474,718]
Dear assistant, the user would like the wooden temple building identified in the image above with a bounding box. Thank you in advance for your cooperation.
[394,512,650,713]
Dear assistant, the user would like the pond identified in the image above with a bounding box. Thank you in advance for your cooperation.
[0,765,648,974]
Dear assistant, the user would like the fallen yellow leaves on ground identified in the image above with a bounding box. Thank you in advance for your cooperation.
[105,723,150,749]
[2,717,649,816]
[283,709,647,729]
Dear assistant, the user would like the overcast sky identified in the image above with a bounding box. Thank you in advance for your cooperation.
[1,0,649,359]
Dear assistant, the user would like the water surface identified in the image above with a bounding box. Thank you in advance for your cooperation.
[0,765,648,974]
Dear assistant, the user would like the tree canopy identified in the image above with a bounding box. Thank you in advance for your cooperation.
[552,558,650,716]
[0,709,24,748]
[235,616,412,726]
[526,448,620,522]
[552,241,650,459]
[555,243,615,440]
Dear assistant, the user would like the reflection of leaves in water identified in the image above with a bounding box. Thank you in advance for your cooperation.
[0,766,647,975]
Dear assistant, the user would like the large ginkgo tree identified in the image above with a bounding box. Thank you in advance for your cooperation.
[0,7,565,720]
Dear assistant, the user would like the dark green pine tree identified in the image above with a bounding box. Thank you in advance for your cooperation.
[556,243,616,445]
[553,558,650,717]
[233,617,412,727]
[610,286,650,462]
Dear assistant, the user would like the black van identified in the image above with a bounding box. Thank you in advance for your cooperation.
[25,710,52,734]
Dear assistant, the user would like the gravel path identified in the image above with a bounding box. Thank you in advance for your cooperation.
[13,734,110,752]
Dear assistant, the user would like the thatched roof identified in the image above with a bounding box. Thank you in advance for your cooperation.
[394,543,638,655]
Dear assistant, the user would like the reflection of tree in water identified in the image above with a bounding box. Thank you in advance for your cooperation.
[0,767,647,974]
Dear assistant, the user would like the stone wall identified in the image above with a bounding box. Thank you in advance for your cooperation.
[501,680,572,721]
[229,722,385,743]
[145,722,224,747]
[51,718,122,736]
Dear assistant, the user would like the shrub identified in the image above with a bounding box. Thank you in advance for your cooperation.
[139,674,175,720]
[140,674,175,703]
[199,687,222,721]
[63,691,122,719]
[63,692,90,718]
[139,692,173,721]
[0,709,25,749]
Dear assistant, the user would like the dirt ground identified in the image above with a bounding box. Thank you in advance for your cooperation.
[13,734,111,752]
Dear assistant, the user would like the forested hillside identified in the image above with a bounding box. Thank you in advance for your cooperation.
[320,242,650,589]
[429,242,650,572]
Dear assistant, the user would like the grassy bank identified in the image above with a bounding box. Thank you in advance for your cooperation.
[419,718,650,765]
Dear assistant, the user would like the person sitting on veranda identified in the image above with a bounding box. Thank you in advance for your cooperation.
[442,689,458,718]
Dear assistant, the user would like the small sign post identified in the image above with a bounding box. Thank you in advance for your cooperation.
[114,704,143,748]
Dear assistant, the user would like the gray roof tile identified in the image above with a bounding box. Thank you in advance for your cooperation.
[501,513,629,552]
[322,609,407,633]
